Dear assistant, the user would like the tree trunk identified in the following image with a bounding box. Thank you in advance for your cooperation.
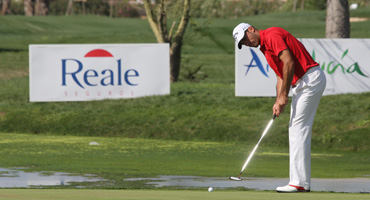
[143,0,191,82]
[35,0,49,16]
[293,0,298,12]
[326,0,350,38]
[1,0,11,15]
[24,0,33,16]
[66,0,73,16]
[300,0,304,11]
[170,41,182,82]
[82,1,85,15]
[109,0,114,18]
[143,0,168,43]
[170,0,190,82]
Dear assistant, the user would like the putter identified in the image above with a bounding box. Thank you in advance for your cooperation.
[229,114,276,181]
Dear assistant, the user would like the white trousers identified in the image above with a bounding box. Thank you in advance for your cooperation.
[289,66,326,189]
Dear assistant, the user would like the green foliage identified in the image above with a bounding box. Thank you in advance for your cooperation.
[191,0,285,18]
[7,0,143,17]
[349,0,370,8]
[281,0,327,12]
[7,0,291,18]
[179,55,207,82]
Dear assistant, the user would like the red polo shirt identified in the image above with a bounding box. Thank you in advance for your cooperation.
[259,27,318,85]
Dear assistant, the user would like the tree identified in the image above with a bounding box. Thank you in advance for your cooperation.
[293,0,298,11]
[108,0,115,18]
[24,0,33,16]
[1,0,11,15]
[24,0,49,16]
[66,0,74,16]
[143,0,191,82]
[35,0,49,16]
[326,0,350,38]
[293,0,305,12]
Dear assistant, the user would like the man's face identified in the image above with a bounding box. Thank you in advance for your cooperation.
[239,27,259,48]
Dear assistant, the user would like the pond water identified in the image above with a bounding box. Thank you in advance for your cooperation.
[0,168,105,188]
[1,167,368,193]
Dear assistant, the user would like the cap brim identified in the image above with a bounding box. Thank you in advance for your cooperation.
[237,32,246,49]
[238,42,242,49]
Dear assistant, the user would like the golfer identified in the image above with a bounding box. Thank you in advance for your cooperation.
[232,23,326,193]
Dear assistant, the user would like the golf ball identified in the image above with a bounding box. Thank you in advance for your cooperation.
[208,187,213,192]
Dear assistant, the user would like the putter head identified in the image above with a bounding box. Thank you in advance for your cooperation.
[229,176,242,181]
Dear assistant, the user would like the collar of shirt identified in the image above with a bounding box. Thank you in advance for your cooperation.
[259,29,266,52]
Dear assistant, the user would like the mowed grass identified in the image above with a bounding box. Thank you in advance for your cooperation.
[0,189,369,200]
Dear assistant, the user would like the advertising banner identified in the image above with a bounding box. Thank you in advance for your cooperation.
[30,44,170,102]
[235,39,370,96]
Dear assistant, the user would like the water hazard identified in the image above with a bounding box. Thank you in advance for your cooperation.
[1,167,368,193]
[0,168,105,188]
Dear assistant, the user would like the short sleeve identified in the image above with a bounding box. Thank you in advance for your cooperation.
[266,33,288,57]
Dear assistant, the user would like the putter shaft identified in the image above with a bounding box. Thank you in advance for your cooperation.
[233,115,276,179]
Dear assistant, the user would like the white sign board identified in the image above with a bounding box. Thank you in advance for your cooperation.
[236,39,370,96]
[30,44,170,102]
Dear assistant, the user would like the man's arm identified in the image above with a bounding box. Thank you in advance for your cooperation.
[275,74,283,97]
[273,49,295,117]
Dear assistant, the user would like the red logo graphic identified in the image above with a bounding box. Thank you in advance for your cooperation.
[84,49,113,57]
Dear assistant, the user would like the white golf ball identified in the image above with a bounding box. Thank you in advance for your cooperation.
[208,187,214,192]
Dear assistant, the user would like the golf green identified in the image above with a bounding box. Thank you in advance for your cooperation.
[0,189,368,200]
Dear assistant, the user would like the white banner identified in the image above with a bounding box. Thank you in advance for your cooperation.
[30,44,170,102]
[236,39,370,96]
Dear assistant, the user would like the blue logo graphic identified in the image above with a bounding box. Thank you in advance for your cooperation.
[244,49,270,77]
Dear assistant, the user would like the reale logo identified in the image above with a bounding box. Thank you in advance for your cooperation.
[61,49,140,89]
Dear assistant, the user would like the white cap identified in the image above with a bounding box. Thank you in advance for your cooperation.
[233,23,251,49]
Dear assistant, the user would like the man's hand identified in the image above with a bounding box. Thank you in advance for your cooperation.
[273,95,289,117]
